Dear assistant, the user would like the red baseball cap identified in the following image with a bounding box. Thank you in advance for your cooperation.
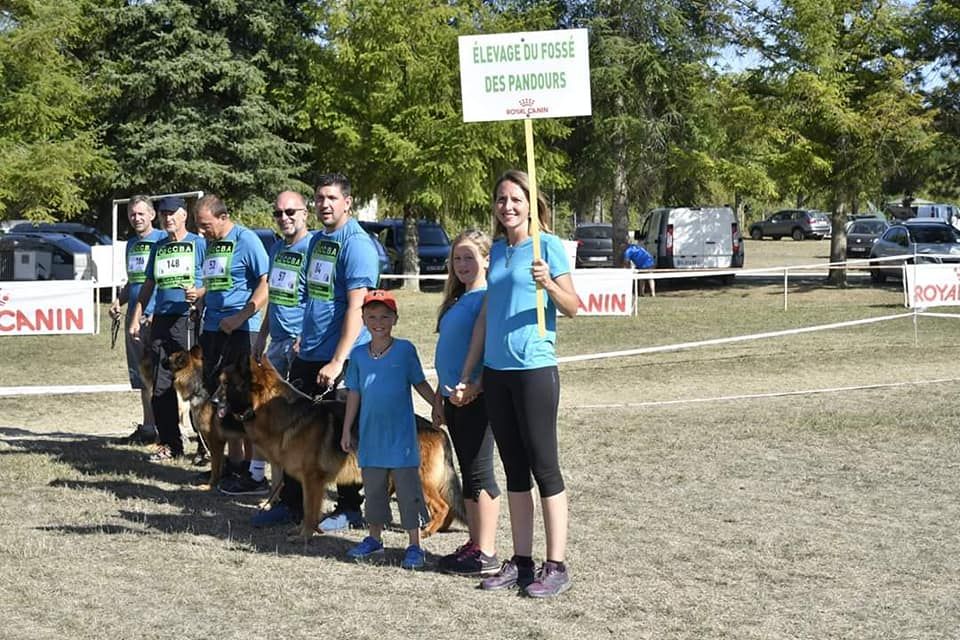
[362,289,398,313]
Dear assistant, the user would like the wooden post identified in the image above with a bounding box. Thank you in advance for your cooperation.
[524,118,546,336]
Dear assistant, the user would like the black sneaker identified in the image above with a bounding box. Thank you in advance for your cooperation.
[114,424,158,445]
[443,545,499,577]
[218,472,270,496]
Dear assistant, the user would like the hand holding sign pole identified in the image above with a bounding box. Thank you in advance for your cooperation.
[458,28,590,336]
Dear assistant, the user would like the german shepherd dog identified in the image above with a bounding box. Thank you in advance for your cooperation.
[213,355,465,540]
[139,348,197,450]
[163,346,230,486]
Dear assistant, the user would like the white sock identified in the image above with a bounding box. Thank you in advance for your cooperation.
[249,460,266,482]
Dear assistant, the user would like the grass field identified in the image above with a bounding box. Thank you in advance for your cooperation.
[1,239,959,639]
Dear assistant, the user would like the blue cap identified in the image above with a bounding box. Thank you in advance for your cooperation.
[155,196,186,212]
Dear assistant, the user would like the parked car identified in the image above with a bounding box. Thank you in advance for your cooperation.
[635,206,743,281]
[845,219,889,260]
[358,218,450,280]
[10,221,111,246]
[749,209,831,241]
[0,232,93,280]
[250,228,281,254]
[573,223,614,268]
[869,219,960,283]
[367,232,393,283]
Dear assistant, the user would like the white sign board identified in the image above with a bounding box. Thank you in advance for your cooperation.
[0,280,96,335]
[904,264,960,308]
[570,269,634,316]
[458,29,591,123]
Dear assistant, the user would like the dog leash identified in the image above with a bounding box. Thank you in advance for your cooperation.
[110,315,121,350]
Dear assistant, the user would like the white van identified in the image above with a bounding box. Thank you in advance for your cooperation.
[635,206,744,275]
[912,203,960,232]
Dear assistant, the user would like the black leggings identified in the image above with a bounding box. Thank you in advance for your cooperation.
[443,396,500,501]
[278,357,362,518]
[483,366,564,497]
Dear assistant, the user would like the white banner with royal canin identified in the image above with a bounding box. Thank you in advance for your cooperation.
[904,264,960,308]
[458,29,591,123]
[0,281,95,335]
[570,269,633,316]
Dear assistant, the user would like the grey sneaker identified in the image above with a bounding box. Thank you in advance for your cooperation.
[524,561,572,598]
[479,557,535,591]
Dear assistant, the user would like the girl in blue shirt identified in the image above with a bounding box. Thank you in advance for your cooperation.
[433,230,501,577]
[454,170,579,598]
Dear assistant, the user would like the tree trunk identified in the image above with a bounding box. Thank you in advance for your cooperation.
[611,141,629,268]
[402,203,419,292]
[827,200,848,287]
[593,196,603,223]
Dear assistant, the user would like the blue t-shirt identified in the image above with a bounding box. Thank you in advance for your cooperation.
[201,224,270,332]
[299,218,380,362]
[125,228,166,317]
[345,338,426,469]
[147,232,206,317]
[435,287,485,395]
[624,244,655,269]
[484,233,570,371]
[266,232,313,340]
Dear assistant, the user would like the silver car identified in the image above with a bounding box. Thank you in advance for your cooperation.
[869,219,960,283]
[749,209,831,241]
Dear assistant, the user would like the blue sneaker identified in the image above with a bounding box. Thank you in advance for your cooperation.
[401,544,426,570]
[250,503,296,527]
[319,510,365,532]
[347,536,384,561]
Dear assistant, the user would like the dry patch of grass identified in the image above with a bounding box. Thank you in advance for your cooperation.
[2,240,959,638]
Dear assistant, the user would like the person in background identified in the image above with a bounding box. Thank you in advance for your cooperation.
[112,195,166,445]
[129,196,205,461]
[433,230,501,576]
[252,173,379,530]
[341,290,435,570]
[194,194,270,492]
[623,241,656,297]
[453,169,578,598]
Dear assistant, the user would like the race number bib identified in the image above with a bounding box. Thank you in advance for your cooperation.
[268,250,305,306]
[307,240,340,301]
[126,241,153,284]
[154,242,195,290]
[203,240,235,292]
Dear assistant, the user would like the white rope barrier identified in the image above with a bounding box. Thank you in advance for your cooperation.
[572,377,960,410]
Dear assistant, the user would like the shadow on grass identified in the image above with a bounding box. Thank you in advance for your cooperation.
[0,428,456,568]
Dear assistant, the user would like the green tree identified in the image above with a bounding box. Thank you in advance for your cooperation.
[731,0,936,284]
[564,0,727,262]
[304,0,569,287]
[93,0,312,221]
[0,0,111,220]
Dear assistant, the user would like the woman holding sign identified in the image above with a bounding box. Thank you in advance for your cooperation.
[453,169,578,598]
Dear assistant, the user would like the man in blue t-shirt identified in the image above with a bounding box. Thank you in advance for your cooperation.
[129,196,206,460]
[194,194,270,486]
[112,195,167,445]
[221,190,312,497]
[623,243,656,297]
[252,173,380,531]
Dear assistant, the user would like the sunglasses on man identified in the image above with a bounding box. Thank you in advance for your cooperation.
[273,208,305,218]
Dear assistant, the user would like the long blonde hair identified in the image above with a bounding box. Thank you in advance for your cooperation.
[436,229,491,332]
[491,169,552,238]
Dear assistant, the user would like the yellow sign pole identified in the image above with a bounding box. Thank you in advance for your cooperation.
[524,118,546,336]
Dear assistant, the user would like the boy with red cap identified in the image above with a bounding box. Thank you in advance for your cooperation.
[340,290,436,570]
